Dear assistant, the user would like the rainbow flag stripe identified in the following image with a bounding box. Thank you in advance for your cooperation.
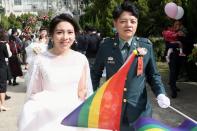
[134,117,197,131]
[61,52,137,130]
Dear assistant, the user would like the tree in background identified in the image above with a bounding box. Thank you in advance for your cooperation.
[187,0,197,42]
[80,0,192,38]
[79,0,122,36]
[8,13,22,29]
[136,0,187,37]
[0,15,9,30]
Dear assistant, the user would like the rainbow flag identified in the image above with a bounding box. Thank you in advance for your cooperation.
[134,117,197,131]
[61,51,138,130]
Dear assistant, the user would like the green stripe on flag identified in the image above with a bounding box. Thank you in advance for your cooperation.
[78,93,95,127]
[191,126,197,131]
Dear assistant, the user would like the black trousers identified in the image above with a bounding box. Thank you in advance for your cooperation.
[168,50,181,93]
[120,103,138,131]
[120,103,151,131]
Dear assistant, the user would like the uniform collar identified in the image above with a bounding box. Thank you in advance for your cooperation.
[119,37,133,50]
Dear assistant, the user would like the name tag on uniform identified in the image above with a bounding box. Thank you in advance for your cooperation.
[107,56,115,64]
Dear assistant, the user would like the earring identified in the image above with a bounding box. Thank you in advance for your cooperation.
[74,40,78,44]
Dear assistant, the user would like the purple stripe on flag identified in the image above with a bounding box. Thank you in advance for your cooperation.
[176,119,197,130]
[134,117,197,131]
[134,117,171,129]
[61,103,84,126]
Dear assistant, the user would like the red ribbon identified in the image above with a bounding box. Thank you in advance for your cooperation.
[137,56,143,76]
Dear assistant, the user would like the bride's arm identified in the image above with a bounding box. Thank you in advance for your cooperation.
[78,57,93,100]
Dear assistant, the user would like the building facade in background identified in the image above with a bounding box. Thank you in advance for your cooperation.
[0,0,84,16]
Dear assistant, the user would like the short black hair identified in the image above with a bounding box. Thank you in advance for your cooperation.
[112,1,139,20]
[49,13,80,36]
[11,28,17,35]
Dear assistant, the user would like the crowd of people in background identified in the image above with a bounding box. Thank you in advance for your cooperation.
[74,27,102,68]
[0,25,12,111]
[0,22,103,108]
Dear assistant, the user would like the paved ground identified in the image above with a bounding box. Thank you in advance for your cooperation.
[0,63,197,131]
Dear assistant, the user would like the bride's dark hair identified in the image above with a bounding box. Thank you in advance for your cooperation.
[49,13,80,36]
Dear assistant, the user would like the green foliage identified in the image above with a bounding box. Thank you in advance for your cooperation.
[149,37,166,61]
[8,13,16,27]
[79,0,122,36]
[79,0,196,63]
[188,45,197,63]
[7,13,22,29]
[137,0,172,37]
[80,0,184,37]
[0,12,52,33]
[94,15,100,29]
[79,5,95,29]
[0,0,195,44]
[187,0,197,41]
[0,15,9,30]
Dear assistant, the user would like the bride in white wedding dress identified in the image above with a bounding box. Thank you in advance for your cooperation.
[18,13,93,131]
[25,27,49,66]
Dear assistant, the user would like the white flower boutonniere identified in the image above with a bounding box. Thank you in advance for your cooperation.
[137,47,147,56]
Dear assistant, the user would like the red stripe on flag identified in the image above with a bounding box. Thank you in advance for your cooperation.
[98,53,136,130]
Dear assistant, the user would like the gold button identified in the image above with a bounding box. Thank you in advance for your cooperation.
[123,99,127,103]
[124,88,127,91]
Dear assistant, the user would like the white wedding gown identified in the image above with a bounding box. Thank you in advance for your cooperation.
[25,42,48,85]
[18,50,94,131]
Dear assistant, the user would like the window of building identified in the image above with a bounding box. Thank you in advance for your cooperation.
[64,0,69,6]
[14,0,22,5]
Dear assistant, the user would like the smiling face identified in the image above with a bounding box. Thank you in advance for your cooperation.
[51,21,75,54]
[113,11,138,41]
[39,29,48,39]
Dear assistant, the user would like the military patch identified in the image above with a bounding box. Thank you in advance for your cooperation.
[108,56,113,61]
[107,56,115,64]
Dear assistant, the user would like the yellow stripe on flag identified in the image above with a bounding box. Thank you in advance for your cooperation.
[88,78,112,127]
